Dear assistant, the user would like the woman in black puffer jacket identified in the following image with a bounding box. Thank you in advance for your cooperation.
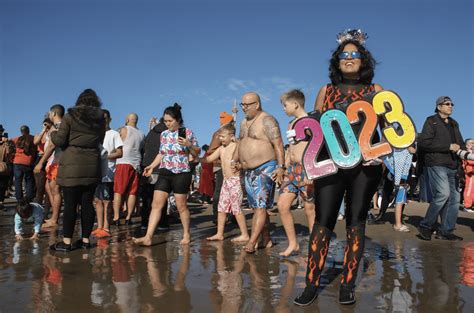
[50,89,105,252]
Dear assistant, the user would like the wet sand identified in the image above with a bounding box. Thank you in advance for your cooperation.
[0,200,473,312]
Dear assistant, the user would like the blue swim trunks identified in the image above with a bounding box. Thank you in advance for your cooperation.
[244,160,277,209]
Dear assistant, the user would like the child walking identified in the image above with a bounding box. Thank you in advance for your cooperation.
[278,89,316,256]
[201,123,249,242]
[383,145,416,232]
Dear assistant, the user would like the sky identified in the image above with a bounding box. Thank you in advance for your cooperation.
[1,0,473,146]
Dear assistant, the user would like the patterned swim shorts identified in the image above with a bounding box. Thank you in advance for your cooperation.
[279,163,314,202]
[45,163,59,181]
[218,176,243,215]
[244,160,277,209]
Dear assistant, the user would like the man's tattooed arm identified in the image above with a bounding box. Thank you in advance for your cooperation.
[263,116,281,140]
[263,115,285,167]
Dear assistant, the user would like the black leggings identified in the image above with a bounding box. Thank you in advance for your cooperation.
[0,175,9,203]
[380,174,395,213]
[314,164,382,230]
[62,184,96,239]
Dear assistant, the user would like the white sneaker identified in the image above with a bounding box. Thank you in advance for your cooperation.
[463,208,474,213]
[337,213,344,221]
[393,224,410,232]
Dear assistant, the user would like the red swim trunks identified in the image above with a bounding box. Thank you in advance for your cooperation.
[114,164,139,196]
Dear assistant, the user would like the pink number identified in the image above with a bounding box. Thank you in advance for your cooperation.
[293,117,337,179]
[346,100,392,161]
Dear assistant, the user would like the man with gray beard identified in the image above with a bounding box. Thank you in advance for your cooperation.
[232,92,285,253]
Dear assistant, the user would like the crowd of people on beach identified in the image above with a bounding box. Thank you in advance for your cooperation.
[1,28,473,307]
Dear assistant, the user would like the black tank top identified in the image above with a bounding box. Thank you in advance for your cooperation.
[316,82,380,160]
[322,82,376,112]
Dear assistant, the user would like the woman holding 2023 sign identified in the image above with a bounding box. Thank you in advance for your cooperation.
[294,29,386,306]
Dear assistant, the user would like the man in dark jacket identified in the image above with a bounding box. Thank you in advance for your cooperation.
[140,119,168,230]
[417,96,464,241]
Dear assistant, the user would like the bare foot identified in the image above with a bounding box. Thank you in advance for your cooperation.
[263,240,273,249]
[244,241,257,254]
[206,234,224,241]
[132,236,152,246]
[42,221,58,228]
[231,235,250,243]
[279,243,300,257]
[180,234,191,245]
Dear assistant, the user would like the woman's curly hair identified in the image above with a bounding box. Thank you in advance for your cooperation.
[329,39,376,85]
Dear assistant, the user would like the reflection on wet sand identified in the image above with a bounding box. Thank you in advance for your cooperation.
[416,242,463,312]
[460,242,474,287]
[1,203,474,312]
[209,242,245,313]
[90,240,193,313]
[274,259,299,313]
[373,239,414,312]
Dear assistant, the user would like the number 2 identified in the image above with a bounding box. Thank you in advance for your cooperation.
[346,100,392,160]
[292,117,337,179]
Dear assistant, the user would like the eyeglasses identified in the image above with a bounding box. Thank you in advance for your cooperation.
[440,102,454,107]
[338,51,361,60]
[239,101,257,108]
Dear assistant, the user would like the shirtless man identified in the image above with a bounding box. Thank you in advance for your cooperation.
[278,89,316,257]
[200,123,249,242]
[232,92,285,253]
[34,104,65,228]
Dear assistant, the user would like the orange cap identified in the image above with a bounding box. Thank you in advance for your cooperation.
[220,112,233,125]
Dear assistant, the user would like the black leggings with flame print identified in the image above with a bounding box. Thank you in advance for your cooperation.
[305,164,382,287]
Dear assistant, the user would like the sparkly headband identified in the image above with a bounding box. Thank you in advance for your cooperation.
[336,29,368,45]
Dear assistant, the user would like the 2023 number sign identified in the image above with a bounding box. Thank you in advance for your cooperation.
[290,90,416,180]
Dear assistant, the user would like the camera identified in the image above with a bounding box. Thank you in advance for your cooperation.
[456,149,474,161]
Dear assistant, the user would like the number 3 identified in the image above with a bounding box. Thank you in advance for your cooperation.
[372,91,416,148]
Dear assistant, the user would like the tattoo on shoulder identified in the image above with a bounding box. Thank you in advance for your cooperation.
[263,116,281,140]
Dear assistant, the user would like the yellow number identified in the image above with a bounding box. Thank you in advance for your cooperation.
[372,91,416,148]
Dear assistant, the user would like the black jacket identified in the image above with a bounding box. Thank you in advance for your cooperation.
[142,122,167,173]
[417,114,464,169]
[51,106,105,187]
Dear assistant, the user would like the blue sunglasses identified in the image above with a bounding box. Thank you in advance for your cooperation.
[338,51,361,60]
